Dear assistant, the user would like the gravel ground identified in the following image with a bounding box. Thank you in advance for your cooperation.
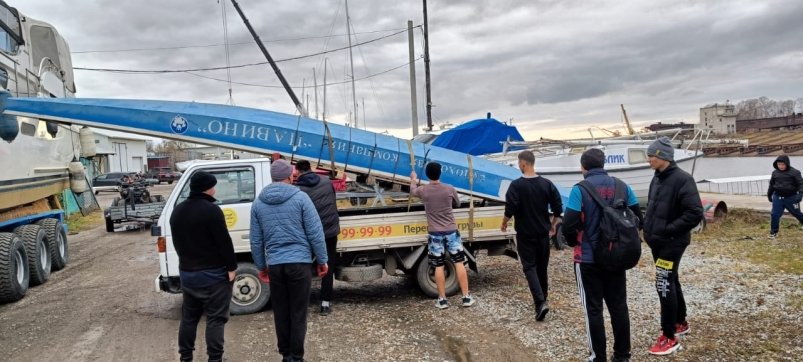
[0,197,800,361]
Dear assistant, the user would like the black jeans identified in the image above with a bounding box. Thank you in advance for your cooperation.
[575,263,631,362]
[269,263,312,361]
[651,243,687,339]
[178,280,232,362]
[320,236,338,302]
[517,236,551,304]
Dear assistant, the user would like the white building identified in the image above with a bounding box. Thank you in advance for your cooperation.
[93,129,151,173]
[699,102,737,134]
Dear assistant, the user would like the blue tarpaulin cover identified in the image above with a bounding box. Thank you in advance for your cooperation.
[431,118,524,155]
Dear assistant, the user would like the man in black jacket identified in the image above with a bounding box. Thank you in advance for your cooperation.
[170,171,237,362]
[501,150,563,322]
[295,160,340,315]
[643,137,703,356]
[767,155,803,238]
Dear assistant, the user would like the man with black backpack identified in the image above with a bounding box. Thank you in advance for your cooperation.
[562,148,642,362]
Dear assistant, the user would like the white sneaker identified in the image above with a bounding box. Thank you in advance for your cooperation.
[435,298,449,309]
[461,294,476,307]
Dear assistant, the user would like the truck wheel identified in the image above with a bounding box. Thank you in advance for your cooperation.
[0,232,29,302]
[168,180,173,185]
[415,258,460,298]
[230,262,270,315]
[13,225,51,286]
[36,219,69,270]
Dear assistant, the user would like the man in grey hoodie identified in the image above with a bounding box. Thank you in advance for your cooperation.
[250,159,328,362]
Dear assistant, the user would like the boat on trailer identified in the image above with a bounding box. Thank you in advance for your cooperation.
[0,1,86,211]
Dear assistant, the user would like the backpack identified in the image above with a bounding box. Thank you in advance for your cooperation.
[578,178,641,271]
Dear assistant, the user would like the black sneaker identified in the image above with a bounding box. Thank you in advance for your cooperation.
[536,300,550,321]
[769,233,777,239]
[320,305,331,316]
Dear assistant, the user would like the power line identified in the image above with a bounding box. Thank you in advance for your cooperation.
[183,56,423,89]
[74,27,418,74]
[71,27,411,54]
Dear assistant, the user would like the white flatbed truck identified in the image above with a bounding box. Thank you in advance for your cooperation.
[153,159,517,315]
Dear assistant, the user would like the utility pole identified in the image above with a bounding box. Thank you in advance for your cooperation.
[229,0,307,117]
[407,20,419,137]
[345,0,358,128]
[422,0,433,132]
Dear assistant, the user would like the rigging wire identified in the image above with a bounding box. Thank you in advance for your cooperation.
[74,27,418,74]
[182,56,422,89]
[71,27,409,54]
[219,0,235,105]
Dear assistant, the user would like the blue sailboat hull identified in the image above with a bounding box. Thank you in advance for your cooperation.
[1,95,568,203]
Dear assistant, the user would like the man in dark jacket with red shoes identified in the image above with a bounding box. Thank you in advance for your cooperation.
[767,155,803,238]
[170,171,237,362]
[643,137,703,356]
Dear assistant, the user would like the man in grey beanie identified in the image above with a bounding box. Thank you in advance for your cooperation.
[250,159,328,361]
[643,137,703,356]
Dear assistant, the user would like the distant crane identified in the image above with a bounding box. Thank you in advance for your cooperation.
[620,104,636,135]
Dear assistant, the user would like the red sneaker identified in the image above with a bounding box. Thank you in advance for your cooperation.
[675,321,690,336]
[649,335,681,355]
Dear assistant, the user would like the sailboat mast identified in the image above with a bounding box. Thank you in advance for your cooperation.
[229,0,307,117]
[323,59,328,122]
[423,0,433,132]
[345,0,358,127]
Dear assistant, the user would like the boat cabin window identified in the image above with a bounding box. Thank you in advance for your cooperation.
[175,167,256,206]
[628,149,647,164]
[19,120,36,137]
[0,4,22,53]
[29,25,61,69]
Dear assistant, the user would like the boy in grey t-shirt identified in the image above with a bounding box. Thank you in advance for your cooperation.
[411,162,476,309]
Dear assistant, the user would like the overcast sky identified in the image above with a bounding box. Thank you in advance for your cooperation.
[14,0,803,140]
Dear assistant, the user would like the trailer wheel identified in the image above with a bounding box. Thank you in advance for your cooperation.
[0,232,29,302]
[415,258,460,298]
[105,215,115,233]
[230,262,270,315]
[13,225,51,286]
[36,219,69,270]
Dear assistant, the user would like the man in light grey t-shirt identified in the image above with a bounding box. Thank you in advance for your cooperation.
[411,162,476,309]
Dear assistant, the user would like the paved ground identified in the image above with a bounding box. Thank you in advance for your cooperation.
[0,185,800,361]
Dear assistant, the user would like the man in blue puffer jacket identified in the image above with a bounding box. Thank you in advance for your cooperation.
[250,159,328,362]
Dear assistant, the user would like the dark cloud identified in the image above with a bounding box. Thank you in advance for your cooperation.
[12,0,803,139]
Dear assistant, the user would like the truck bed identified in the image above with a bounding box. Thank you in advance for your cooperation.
[337,205,514,252]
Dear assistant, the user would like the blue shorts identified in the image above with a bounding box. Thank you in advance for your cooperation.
[427,231,464,257]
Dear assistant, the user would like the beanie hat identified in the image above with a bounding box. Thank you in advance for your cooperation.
[190,171,217,193]
[580,148,605,170]
[647,136,675,162]
[271,159,293,181]
[425,162,442,181]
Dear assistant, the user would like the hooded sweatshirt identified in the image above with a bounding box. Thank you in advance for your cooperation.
[249,182,327,270]
[768,155,803,198]
[296,171,340,239]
